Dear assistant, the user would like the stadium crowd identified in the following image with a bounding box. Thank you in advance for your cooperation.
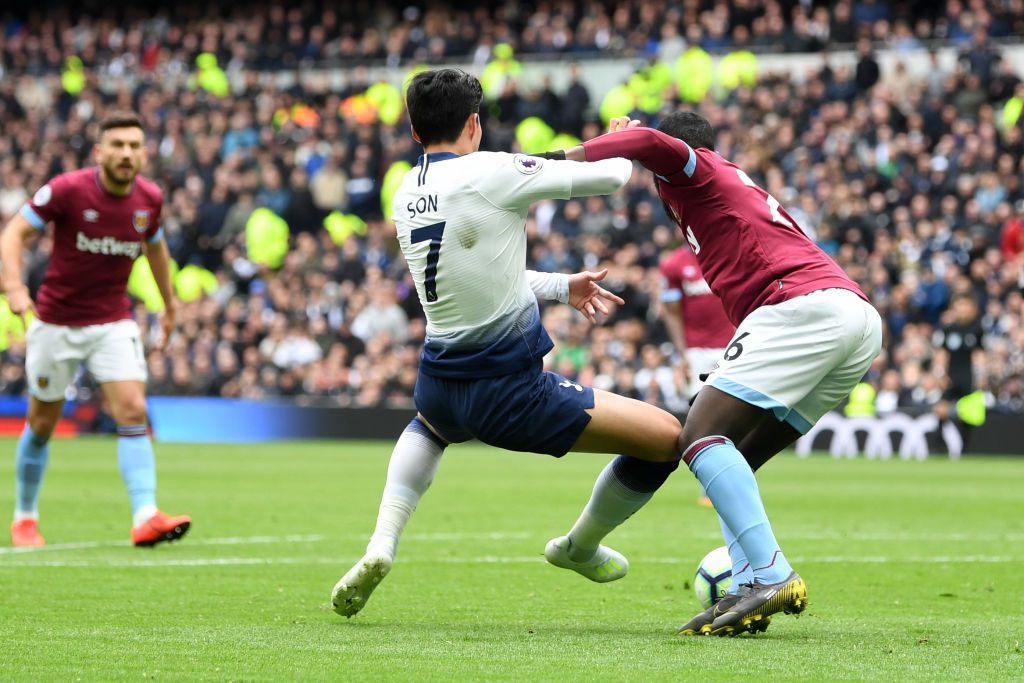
[2,0,1024,72]
[1,1,1024,421]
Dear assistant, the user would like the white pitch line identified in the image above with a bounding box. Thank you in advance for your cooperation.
[0,534,329,555]
[0,531,533,556]
[428,555,1022,565]
[1,554,1018,569]
[2,528,1020,560]
[778,531,1024,542]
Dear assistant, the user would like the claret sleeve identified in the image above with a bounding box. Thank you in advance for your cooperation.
[582,127,698,185]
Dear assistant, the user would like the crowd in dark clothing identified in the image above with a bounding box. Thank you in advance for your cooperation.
[2,0,1024,76]
[1,2,1023,419]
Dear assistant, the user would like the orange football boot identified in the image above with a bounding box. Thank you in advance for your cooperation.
[11,518,45,547]
[131,511,191,547]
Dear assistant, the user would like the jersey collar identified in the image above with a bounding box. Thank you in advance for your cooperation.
[415,152,459,166]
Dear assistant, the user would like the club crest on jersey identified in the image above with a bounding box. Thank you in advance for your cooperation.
[37,376,49,389]
[83,209,99,222]
[513,154,543,175]
[132,210,150,233]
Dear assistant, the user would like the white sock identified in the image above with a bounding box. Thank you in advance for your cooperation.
[366,420,445,559]
[133,505,159,527]
[565,459,654,561]
[14,510,38,522]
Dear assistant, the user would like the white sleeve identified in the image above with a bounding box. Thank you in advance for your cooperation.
[473,153,633,211]
[526,270,570,303]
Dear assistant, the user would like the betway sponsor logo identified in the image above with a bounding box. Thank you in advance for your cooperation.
[76,231,141,259]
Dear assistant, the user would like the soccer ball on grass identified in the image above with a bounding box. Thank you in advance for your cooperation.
[693,546,733,609]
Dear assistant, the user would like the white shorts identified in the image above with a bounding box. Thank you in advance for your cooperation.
[684,346,725,399]
[706,289,882,434]
[25,318,147,402]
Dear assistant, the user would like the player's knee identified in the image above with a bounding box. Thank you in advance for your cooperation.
[114,397,148,426]
[650,411,683,462]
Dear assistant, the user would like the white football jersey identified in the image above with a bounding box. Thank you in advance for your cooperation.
[393,150,631,378]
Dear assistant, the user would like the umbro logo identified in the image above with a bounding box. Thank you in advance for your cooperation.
[83,209,99,222]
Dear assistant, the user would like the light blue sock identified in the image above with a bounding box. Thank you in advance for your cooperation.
[15,425,50,517]
[685,436,793,585]
[117,425,157,524]
[719,515,753,593]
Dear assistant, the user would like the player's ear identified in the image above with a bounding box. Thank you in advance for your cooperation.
[92,143,102,165]
[410,125,421,143]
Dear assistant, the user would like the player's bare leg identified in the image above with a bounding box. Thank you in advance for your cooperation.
[734,419,801,473]
[333,416,446,617]
[101,380,190,546]
[11,397,63,547]
[545,390,680,582]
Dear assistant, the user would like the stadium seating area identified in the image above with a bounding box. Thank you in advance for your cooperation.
[2,0,1023,69]
[1,1,1023,416]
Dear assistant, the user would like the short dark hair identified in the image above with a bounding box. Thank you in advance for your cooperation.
[406,69,483,146]
[656,111,715,150]
[99,111,144,135]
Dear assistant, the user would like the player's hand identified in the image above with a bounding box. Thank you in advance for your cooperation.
[567,269,624,324]
[155,301,177,352]
[5,285,36,326]
[608,116,643,134]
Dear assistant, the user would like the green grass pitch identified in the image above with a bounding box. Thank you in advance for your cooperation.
[1,437,1022,681]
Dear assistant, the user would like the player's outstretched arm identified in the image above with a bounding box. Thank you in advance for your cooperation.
[142,237,178,351]
[548,121,697,184]
[0,213,40,323]
[479,154,632,209]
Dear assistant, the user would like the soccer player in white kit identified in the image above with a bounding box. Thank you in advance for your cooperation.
[332,69,686,617]
[1,111,191,547]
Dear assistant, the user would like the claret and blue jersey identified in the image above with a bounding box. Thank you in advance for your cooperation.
[21,167,164,327]
[581,127,868,326]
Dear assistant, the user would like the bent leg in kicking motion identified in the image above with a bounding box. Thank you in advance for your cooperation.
[545,389,682,583]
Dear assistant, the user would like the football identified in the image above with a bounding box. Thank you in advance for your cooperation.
[694,546,733,609]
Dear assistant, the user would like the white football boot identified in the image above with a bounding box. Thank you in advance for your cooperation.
[544,535,629,582]
[332,551,393,617]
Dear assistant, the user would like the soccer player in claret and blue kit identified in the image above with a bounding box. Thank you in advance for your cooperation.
[1,111,191,548]
[541,113,883,636]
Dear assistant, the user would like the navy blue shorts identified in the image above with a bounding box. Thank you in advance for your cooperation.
[413,360,596,457]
